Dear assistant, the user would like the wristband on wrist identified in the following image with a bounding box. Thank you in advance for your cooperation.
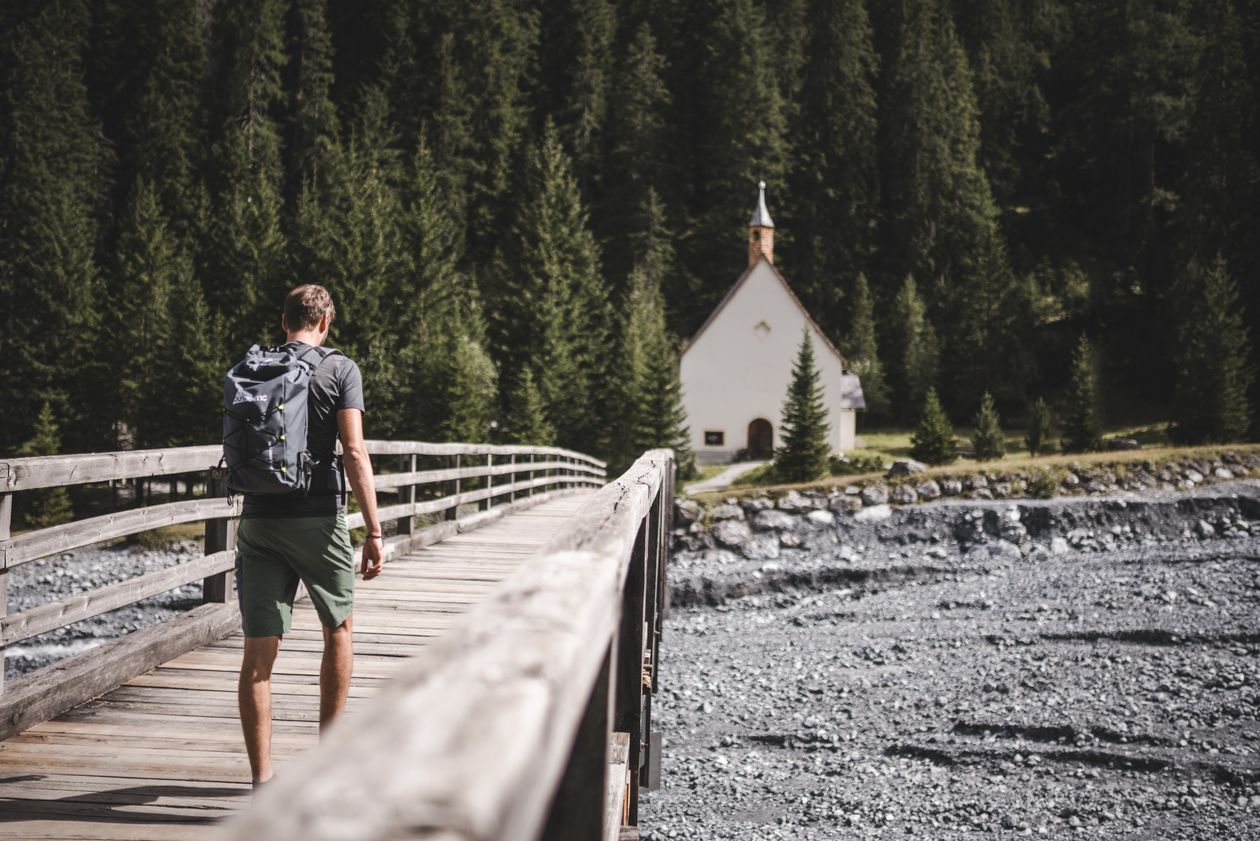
[366,533,383,540]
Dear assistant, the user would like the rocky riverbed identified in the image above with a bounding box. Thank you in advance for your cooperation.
[4,541,205,681]
[640,482,1260,839]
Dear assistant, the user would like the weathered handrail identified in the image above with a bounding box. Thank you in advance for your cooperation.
[224,448,676,841]
[0,440,606,735]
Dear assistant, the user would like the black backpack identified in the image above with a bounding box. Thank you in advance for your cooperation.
[222,343,343,495]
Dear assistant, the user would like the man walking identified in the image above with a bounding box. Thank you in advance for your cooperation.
[234,284,384,788]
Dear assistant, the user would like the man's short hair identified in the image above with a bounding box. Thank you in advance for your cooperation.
[284,284,336,331]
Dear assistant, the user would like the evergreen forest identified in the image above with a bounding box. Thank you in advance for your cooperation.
[2,0,1258,472]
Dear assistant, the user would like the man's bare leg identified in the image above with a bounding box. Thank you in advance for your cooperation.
[320,613,353,732]
[239,635,282,783]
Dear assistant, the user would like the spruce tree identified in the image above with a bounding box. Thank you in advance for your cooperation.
[501,368,555,446]
[153,270,225,447]
[845,273,889,418]
[600,25,672,286]
[610,266,695,477]
[1171,256,1254,444]
[776,330,832,482]
[492,121,611,455]
[287,0,340,195]
[1025,397,1053,457]
[203,0,289,349]
[893,276,940,420]
[111,179,180,448]
[674,0,788,325]
[878,0,1029,408]
[910,387,958,465]
[786,0,880,329]
[292,91,409,433]
[0,1,105,453]
[122,0,209,238]
[971,392,1005,461]
[16,404,74,529]
[1063,336,1102,453]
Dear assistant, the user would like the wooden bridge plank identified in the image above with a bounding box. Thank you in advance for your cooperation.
[0,492,594,840]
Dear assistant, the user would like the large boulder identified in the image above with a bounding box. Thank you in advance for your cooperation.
[674,498,703,526]
[940,478,964,496]
[711,519,752,549]
[916,479,942,501]
[829,496,863,514]
[777,490,818,511]
[860,484,889,506]
[854,504,892,523]
[806,509,835,527]
[890,485,919,505]
[886,459,927,479]
[752,509,797,531]
[710,503,744,521]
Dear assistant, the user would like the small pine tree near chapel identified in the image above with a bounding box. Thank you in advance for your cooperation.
[910,388,958,465]
[971,392,1005,461]
[1025,397,1053,456]
[775,329,832,482]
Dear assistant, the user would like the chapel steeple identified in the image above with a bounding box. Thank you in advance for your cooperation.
[748,180,775,267]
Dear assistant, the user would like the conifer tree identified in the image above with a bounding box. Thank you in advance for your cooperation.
[1063,336,1102,453]
[910,387,958,465]
[203,0,289,348]
[845,273,889,418]
[776,330,832,482]
[287,0,340,195]
[892,276,940,420]
[610,266,695,477]
[1170,256,1254,444]
[786,0,880,327]
[878,0,1029,407]
[600,24,672,285]
[676,0,789,324]
[121,0,209,238]
[501,368,555,446]
[152,270,225,447]
[0,1,105,452]
[492,121,611,456]
[1025,397,1053,457]
[971,392,1005,461]
[16,404,74,529]
[111,180,181,447]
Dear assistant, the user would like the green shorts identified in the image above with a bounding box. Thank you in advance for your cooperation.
[234,513,356,637]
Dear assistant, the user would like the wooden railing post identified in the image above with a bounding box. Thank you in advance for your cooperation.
[398,454,417,537]
[615,514,649,824]
[480,454,493,512]
[203,466,235,604]
[0,492,11,694]
[444,454,460,521]
[540,641,614,841]
[508,454,517,502]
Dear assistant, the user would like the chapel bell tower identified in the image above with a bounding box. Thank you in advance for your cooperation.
[748,180,775,267]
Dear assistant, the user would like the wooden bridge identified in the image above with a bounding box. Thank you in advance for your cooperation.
[0,442,675,840]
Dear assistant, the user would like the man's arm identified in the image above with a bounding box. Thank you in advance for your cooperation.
[337,408,384,579]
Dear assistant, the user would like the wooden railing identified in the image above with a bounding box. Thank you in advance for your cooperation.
[0,441,606,737]
[225,448,676,841]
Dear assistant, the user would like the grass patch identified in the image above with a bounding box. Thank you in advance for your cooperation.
[696,441,1260,504]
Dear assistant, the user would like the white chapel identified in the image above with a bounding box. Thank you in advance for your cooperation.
[680,183,866,465]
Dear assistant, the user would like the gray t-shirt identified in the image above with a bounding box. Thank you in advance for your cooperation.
[242,341,365,518]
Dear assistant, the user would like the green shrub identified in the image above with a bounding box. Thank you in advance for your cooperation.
[1028,470,1058,499]
[829,454,886,476]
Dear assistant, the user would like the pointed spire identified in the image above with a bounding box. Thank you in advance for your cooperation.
[749,180,775,229]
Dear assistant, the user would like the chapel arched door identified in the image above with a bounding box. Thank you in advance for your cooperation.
[747,418,773,460]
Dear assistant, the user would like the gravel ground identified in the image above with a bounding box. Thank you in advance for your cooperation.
[4,540,205,681]
[641,483,1260,839]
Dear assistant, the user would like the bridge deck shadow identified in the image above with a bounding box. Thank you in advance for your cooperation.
[0,493,593,840]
